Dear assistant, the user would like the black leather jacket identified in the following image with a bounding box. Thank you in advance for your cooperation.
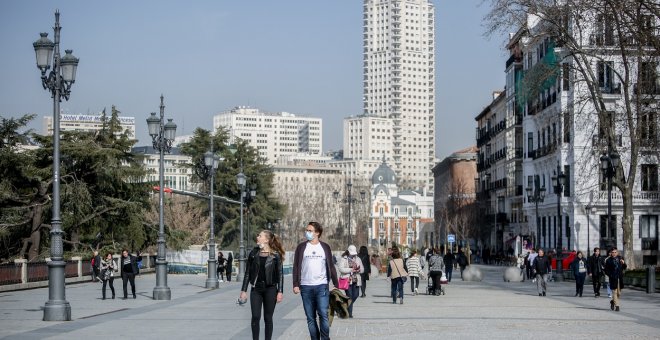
[241,247,284,293]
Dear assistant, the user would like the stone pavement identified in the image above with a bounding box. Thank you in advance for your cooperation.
[1,265,659,339]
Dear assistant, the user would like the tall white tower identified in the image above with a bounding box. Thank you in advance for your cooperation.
[362,0,436,191]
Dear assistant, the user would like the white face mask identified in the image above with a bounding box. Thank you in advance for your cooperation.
[305,231,315,241]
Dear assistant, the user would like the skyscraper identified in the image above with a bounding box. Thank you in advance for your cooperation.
[361,0,436,191]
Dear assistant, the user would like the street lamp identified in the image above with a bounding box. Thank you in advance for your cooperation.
[237,169,247,279]
[34,10,79,321]
[333,180,366,245]
[600,151,620,250]
[146,95,176,300]
[204,151,222,289]
[484,173,498,251]
[551,164,567,282]
[244,183,257,249]
[525,176,546,249]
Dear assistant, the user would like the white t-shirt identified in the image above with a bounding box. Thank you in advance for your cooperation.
[300,242,327,286]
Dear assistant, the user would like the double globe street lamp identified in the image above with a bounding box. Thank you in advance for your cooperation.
[203,151,222,289]
[551,165,567,282]
[525,177,546,249]
[146,96,177,300]
[34,10,79,322]
[237,169,247,278]
[333,181,366,245]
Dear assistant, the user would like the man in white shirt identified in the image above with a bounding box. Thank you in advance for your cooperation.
[293,222,338,340]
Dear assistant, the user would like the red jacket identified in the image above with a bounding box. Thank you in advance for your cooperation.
[292,240,338,288]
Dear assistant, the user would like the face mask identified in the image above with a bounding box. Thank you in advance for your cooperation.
[305,231,315,241]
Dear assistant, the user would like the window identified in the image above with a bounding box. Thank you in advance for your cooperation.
[641,164,659,191]
[527,132,534,157]
[562,63,570,91]
[563,165,571,197]
[597,61,614,90]
[595,14,614,46]
[640,111,657,143]
[640,215,658,250]
[639,62,658,94]
[599,215,617,249]
[563,110,571,143]
[598,111,614,138]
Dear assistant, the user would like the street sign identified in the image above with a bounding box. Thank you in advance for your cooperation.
[448,234,455,243]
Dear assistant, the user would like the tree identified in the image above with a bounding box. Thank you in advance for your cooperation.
[485,0,660,268]
[440,178,479,253]
[179,127,284,250]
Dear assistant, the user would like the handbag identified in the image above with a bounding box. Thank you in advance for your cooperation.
[393,260,408,283]
[338,277,350,290]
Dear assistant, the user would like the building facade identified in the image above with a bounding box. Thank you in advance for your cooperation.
[132,146,196,192]
[43,113,136,139]
[213,106,322,165]
[362,0,436,191]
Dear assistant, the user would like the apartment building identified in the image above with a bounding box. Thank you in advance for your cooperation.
[43,113,136,139]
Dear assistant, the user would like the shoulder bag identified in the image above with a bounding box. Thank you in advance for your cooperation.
[393,260,408,283]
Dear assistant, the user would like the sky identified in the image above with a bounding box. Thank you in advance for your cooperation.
[0,0,507,160]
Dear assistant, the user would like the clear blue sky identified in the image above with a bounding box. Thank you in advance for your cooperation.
[0,0,506,160]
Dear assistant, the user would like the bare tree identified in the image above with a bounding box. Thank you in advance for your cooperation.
[485,0,660,268]
[441,178,479,255]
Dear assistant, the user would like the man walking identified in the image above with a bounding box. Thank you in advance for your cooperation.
[293,222,338,340]
[604,247,626,312]
[443,250,455,282]
[587,247,604,297]
[120,249,139,299]
[533,249,551,296]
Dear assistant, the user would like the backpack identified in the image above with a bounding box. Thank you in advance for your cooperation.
[457,254,467,267]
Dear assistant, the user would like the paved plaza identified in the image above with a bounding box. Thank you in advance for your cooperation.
[0,265,659,339]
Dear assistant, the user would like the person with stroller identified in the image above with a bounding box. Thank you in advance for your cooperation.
[428,248,445,296]
[337,245,364,318]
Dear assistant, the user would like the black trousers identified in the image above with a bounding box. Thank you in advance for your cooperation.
[92,267,100,281]
[360,273,368,296]
[226,266,232,282]
[217,267,225,281]
[102,277,115,299]
[250,284,278,340]
[592,274,602,295]
[429,271,442,294]
[122,272,136,298]
[575,272,586,295]
[410,276,420,292]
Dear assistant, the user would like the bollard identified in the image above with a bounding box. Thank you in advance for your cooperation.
[647,265,656,294]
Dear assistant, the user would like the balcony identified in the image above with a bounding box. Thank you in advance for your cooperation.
[642,238,659,251]
[635,82,660,95]
[531,143,557,160]
[592,135,622,148]
[514,147,523,159]
[598,190,660,202]
[601,83,622,95]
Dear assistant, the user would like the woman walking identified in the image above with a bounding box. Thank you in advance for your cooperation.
[239,230,285,340]
[428,248,445,296]
[387,247,408,304]
[405,250,423,295]
[358,246,371,297]
[571,251,588,297]
[100,252,117,300]
[217,251,226,282]
[338,245,364,318]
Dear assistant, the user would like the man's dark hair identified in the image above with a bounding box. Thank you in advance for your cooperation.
[308,221,323,238]
[594,247,600,252]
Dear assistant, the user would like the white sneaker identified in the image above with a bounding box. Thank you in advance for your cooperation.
[414,288,418,295]
[219,280,224,283]
[532,279,536,283]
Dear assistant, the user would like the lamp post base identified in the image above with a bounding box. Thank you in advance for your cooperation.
[555,262,564,282]
[153,260,171,300]
[206,259,219,289]
[43,260,71,321]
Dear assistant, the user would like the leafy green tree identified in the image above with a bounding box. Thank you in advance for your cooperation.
[180,127,284,250]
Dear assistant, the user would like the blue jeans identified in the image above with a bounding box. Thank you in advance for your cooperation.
[391,277,403,303]
[300,284,330,340]
[344,283,359,317]
[445,267,453,282]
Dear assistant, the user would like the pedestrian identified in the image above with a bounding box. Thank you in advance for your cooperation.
[586,247,604,297]
[405,249,423,295]
[443,249,455,282]
[100,252,117,300]
[457,249,468,279]
[387,247,407,304]
[571,251,588,297]
[226,252,233,282]
[120,249,139,299]
[337,245,363,318]
[358,246,371,297]
[428,248,444,295]
[292,222,338,340]
[527,249,538,280]
[239,230,285,340]
[604,247,627,312]
[217,251,227,282]
[516,254,526,282]
[533,248,551,296]
[91,250,101,282]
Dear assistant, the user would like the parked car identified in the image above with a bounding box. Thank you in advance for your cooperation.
[551,251,576,270]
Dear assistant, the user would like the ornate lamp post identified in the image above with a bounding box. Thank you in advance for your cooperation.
[244,183,257,249]
[34,10,79,322]
[237,169,247,279]
[600,151,620,249]
[333,180,366,245]
[551,165,567,282]
[146,95,176,300]
[525,177,546,249]
[204,151,222,289]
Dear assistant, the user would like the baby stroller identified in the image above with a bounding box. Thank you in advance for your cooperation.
[426,273,446,295]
